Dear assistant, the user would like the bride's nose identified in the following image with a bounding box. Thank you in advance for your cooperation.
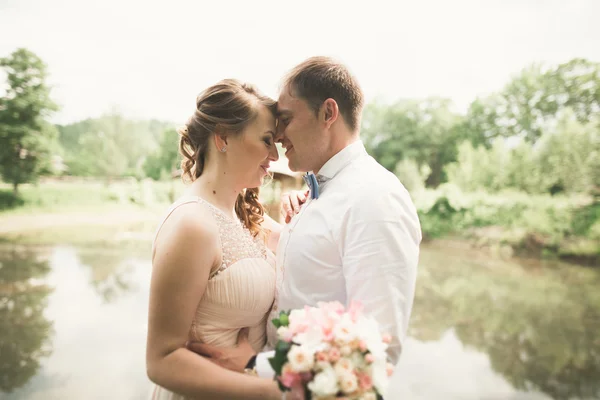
[268,143,279,161]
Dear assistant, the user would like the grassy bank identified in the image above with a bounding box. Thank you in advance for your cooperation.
[1,180,598,265]
[414,184,599,265]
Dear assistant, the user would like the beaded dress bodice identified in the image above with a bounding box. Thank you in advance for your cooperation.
[153,196,276,352]
[150,196,276,400]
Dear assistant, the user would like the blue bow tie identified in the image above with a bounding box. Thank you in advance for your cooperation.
[303,173,328,199]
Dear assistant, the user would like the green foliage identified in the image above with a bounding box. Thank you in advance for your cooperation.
[445,110,599,195]
[0,179,184,214]
[0,247,53,393]
[466,59,600,144]
[143,128,181,180]
[268,310,292,381]
[412,245,600,399]
[56,115,172,180]
[393,159,430,194]
[414,186,599,261]
[362,98,470,187]
[363,58,599,194]
[0,48,59,194]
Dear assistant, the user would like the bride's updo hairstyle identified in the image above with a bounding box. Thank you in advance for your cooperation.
[177,79,276,238]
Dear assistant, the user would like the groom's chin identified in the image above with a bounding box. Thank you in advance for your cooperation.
[286,161,300,173]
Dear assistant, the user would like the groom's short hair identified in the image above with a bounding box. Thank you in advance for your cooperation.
[282,56,364,132]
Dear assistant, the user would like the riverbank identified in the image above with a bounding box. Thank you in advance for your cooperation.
[1,180,598,265]
[413,184,599,266]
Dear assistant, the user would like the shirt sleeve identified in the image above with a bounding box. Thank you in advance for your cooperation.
[255,350,276,379]
[341,186,421,363]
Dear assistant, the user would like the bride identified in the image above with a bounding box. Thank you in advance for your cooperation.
[146,79,284,399]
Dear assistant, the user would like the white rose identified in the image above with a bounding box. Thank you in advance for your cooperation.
[287,345,315,373]
[294,325,325,353]
[333,314,356,344]
[307,365,338,396]
[277,326,289,339]
[338,371,358,394]
[355,316,387,357]
[288,308,307,324]
[334,357,354,377]
[340,345,352,356]
[315,360,331,371]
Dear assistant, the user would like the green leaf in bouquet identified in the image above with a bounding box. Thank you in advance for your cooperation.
[279,312,289,326]
[277,379,288,392]
[268,347,290,376]
[276,340,292,353]
[272,318,282,329]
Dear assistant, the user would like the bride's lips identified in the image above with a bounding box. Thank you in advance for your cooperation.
[260,165,269,174]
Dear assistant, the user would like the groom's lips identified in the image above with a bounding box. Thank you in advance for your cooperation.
[285,145,294,156]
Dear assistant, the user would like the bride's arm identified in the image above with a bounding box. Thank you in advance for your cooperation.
[147,205,280,400]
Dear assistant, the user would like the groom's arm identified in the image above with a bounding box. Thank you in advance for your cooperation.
[341,187,421,363]
[187,341,276,379]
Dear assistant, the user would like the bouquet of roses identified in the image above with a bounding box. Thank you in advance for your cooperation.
[268,301,394,400]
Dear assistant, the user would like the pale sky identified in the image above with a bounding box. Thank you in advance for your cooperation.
[1,0,599,125]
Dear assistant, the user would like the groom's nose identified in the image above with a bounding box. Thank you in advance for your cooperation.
[274,130,284,144]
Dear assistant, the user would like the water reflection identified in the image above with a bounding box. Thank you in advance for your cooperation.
[77,248,140,303]
[0,246,53,394]
[0,240,598,399]
[1,245,151,399]
[406,244,600,400]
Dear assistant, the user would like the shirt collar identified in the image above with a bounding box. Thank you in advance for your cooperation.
[315,140,367,180]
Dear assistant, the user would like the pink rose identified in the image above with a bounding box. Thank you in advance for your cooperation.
[357,372,373,391]
[359,340,368,352]
[328,347,341,363]
[280,371,301,388]
[365,353,375,364]
[316,351,329,362]
[322,327,335,342]
[347,300,364,322]
[280,364,302,388]
[321,301,345,316]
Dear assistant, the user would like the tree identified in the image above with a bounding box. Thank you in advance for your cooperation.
[467,59,600,145]
[143,128,181,180]
[362,98,470,187]
[56,114,172,180]
[0,48,59,195]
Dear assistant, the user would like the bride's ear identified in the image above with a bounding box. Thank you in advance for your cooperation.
[214,134,228,153]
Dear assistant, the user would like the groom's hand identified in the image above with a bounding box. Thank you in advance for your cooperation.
[280,190,309,223]
[185,327,255,373]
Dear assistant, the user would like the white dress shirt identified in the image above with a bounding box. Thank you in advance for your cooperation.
[256,140,421,377]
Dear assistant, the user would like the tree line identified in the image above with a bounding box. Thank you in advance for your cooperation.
[1,48,598,196]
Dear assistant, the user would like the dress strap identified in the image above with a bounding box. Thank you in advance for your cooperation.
[152,196,202,249]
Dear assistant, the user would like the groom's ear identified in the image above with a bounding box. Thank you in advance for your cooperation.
[321,98,339,128]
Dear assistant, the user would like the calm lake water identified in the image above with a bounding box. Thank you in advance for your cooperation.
[0,236,598,400]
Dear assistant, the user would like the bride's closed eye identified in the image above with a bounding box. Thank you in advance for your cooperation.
[263,136,273,146]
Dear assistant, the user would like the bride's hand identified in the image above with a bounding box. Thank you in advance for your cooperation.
[280,190,309,223]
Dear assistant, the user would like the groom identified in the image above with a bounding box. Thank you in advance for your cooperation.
[189,56,421,377]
